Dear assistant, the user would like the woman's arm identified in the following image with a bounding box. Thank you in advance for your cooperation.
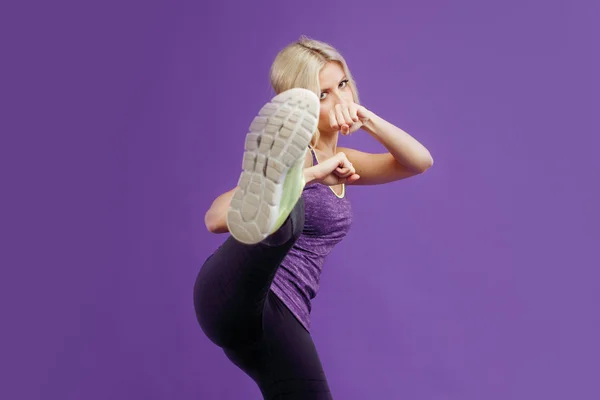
[204,151,357,233]
[331,103,434,185]
[360,111,433,172]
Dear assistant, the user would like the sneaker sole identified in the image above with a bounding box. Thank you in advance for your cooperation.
[226,88,319,244]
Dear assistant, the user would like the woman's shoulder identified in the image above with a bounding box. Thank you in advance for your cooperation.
[304,149,314,168]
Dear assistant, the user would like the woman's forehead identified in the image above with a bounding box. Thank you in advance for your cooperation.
[319,62,345,87]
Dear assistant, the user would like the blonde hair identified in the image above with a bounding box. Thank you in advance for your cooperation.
[269,35,360,147]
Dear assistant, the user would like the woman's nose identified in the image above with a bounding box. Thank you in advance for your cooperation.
[332,90,347,104]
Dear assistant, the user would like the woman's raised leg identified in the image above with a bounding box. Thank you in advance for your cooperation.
[193,197,305,349]
[194,88,319,349]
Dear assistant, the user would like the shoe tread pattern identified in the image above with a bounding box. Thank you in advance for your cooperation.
[226,88,319,244]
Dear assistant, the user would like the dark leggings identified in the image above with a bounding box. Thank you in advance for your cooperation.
[193,198,333,399]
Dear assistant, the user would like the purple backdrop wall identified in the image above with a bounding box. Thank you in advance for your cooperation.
[2,0,599,399]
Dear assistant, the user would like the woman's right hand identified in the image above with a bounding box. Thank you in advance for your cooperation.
[304,152,360,186]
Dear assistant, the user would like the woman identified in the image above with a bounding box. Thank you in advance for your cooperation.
[194,36,433,399]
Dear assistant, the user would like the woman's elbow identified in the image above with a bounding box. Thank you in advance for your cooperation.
[204,187,236,234]
[204,210,217,233]
[204,210,228,234]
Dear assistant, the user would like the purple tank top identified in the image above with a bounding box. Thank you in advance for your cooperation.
[269,146,353,332]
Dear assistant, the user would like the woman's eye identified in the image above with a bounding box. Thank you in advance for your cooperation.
[320,80,348,100]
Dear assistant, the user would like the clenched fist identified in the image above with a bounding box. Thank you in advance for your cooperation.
[305,151,360,186]
[328,102,371,136]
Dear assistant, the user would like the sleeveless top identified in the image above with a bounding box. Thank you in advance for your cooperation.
[269,145,353,332]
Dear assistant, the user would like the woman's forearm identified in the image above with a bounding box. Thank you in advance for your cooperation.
[303,167,317,184]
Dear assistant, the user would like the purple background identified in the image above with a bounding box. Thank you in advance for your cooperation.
[2,0,599,399]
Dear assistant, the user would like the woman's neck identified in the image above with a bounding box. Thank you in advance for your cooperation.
[314,131,339,157]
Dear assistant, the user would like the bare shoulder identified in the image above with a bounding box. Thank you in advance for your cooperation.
[304,148,314,168]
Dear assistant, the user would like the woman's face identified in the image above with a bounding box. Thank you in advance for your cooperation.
[317,62,355,134]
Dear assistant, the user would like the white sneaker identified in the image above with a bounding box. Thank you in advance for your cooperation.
[226,88,319,244]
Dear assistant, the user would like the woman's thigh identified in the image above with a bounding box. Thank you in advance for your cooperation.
[194,199,305,350]
[223,290,333,399]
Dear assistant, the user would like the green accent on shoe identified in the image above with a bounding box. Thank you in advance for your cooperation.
[270,150,307,233]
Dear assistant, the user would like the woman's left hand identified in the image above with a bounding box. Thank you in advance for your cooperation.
[329,102,371,136]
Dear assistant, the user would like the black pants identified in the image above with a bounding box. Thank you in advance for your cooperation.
[193,198,333,399]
